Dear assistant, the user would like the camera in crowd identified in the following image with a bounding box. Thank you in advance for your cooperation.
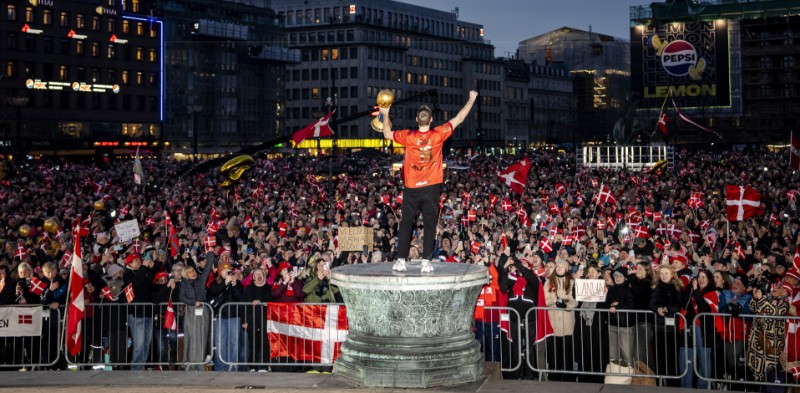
[725,302,743,318]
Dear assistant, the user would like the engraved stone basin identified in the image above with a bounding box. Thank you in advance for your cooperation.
[331,261,489,388]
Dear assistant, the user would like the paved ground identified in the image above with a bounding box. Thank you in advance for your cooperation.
[0,368,698,393]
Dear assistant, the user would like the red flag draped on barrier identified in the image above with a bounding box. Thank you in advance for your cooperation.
[164,298,177,331]
[535,282,554,343]
[267,303,349,363]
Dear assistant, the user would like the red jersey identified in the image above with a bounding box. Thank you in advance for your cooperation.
[393,122,453,188]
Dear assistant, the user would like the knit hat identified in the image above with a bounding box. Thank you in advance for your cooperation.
[106,263,124,278]
[152,271,169,284]
[277,261,292,271]
[125,253,141,265]
[785,268,800,282]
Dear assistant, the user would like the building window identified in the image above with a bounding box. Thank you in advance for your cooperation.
[43,36,53,53]
[286,11,293,25]
[5,61,16,78]
[76,13,85,29]
[92,42,100,57]
[122,70,129,84]
[92,16,100,31]
[25,7,33,23]
[60,11,68,27]
[136,46,143,61]
[136,71,143,85]
[59,65,68,81]
[312,87,319,99]
[76,40,84,55]
[137,22,144,36]
[107,18,115,33]
[350,47,358,59]
[7,5,16,21]
[149,48,156,62]
[122,20,130,34]
[150,26,157,38]
[322,49,329,61]
[7,33,17,50]
[149,72,157,86]
[132,0,140,13]
[92,68,100,82]
[60,38,69,54]
[107,44,116,58]
[43,9,52,25]
[784,55,795,70]
[24,35,35,51]
[331,48,339,60]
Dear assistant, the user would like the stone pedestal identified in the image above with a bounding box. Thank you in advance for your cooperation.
[330,261,489,388]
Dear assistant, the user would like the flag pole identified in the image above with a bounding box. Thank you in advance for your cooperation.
[651,87,672,137]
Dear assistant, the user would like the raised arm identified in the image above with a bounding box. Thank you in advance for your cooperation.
[379,106,393,141]
[448,91,479,130]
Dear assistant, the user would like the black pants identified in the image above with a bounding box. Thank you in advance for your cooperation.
[397,184,441,260]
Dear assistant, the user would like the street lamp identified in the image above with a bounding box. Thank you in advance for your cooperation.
[186,104,203,160]
[6,95,30,161]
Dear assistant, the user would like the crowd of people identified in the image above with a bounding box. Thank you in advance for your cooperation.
[0,146,797,387]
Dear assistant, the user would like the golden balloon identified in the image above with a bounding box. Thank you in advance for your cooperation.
[19,224,31,237]
[94,200,105,211]
[376,89,394,108]
[44,219,58,234]
[220,155,254,188]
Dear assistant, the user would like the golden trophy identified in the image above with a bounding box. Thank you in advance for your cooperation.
[371,90,394,132]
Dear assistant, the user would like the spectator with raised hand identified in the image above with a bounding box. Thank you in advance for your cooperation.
[178,252,214,371]
[544,259,578,381]
[208,260,243,371]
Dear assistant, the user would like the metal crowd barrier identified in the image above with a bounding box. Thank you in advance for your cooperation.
[693,312,800,390]
[476,306,522,373]
[524,307,688,384]
[64,302,214,370]
[0,305,62,370]
[216,302,347,371]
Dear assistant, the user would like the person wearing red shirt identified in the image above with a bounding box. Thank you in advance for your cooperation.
[379,91,478,273]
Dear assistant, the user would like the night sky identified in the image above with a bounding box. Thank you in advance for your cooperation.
[401,0,643,57]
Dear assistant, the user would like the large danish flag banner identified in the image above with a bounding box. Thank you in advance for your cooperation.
[267,303,348,364]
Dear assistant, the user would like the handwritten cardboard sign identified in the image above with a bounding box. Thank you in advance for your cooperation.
[114,219,140,243]
[337,227,373,252]
[575,279,606,302]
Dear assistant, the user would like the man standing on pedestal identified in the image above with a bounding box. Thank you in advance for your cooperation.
[379,90,478,273]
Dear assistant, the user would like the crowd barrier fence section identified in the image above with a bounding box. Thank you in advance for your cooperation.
[524,307,688,384]
[693,312,800,390]
[476,306,522,373]
[0,305,62,369]
[63,302,214,370]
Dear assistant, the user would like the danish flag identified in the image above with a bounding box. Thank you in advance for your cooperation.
[554,182,566,196]
[124,283,135,303]
[267,303,348,364]
[470,241,482,254]
[66,217,88,356]
[468,210,477,222]
[501,200,513,212]
[497,159,531,194]
[29,276,46,296]
[292,110,336,145]
[539,237,553,254]
[163,298,177,331]
[99,286,114,301]
[15,244,27,260]
[687,192,704,209]
[595,183,617,205]
[204,236,217,253]
[725,185,763,221]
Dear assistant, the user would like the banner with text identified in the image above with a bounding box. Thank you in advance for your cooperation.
[0,306,42,337]
[575,279,607,302]
[631,21,730,109]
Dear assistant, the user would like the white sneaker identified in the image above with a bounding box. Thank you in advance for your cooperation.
[420,259,434,273]
[392,258,407,272]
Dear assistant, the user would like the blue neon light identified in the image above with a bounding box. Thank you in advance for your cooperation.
[122,15,165,122]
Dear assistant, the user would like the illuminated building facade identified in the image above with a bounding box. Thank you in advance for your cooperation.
[632,1,800,144]
[155,0,298,154]
[518,27,630,142]
[271,0,500,149]
[0,0,163,158]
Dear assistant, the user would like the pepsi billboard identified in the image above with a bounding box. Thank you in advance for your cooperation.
[631,21,730,109]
